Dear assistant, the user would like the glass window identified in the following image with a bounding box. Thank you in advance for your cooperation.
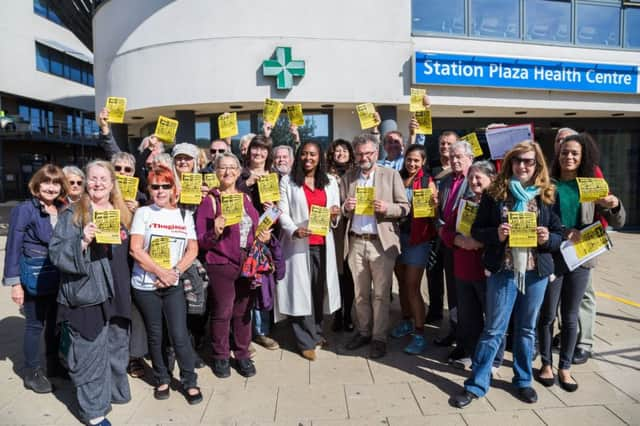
[195,119,211,146]
[66,58,82,83]
[33,0,47,17]
[525,0,571,43]
[471,0,520,39]
[576,3,621,47]
[49,49,63,76]
[18,105,30,122]
[35,44,49,72]
[624,7,640,48]
[412,0,465,35]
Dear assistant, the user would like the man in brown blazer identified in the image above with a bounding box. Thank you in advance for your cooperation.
[340,133,410,358]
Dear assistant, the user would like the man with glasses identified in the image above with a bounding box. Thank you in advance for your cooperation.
[202,139,231,173]
[340,133,410,359]
[378,131,405,171]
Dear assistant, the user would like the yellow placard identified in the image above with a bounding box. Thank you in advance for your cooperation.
[203,173,219,189]
[179,173,203,205]
[415,110,433,135]
[508,211,537,248]
[257,173,281,203]
[154,115,179,144]
[308,205,330,236]
[574,222,608,259]
[116,175,139,202]
[221,193,243,226]
[218,112,239,139]
[286,104,305,126]
[576,178,609,202]
[263,98,283,125]
[355,186,375,216]
[412,188,436,218]
[461,132,483,158]
[456,199,479,237]
[93,210,121,245]
[356,103,379,130]
[410,88,427,112]
[105,97,127,123]
[149,236,171,269]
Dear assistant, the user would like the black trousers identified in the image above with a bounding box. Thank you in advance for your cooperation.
[291,245,326,351]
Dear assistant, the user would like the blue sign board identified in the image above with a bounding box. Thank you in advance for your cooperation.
[414,52,639,94]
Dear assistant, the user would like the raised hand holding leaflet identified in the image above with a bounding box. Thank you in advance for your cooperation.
[461,132,483,158]
[218,112,239,139]
[414,110,432,135]
[263,99,283,124]
[257,173,280,203]
[356,103,379,130]
[286,104,305,126]
[409,88,426,112]
[105,97,127,123]
[154,115,179,143]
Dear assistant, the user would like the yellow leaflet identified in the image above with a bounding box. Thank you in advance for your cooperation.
[221,193,243,226]
[409,88,426,112]
[263,99,283,125]
[105,97,127,123]
[116,175,139,201]
[218,112,239,139]
[461,132,483,158]
[577,178,609,203]
[286,104,305,126]
[308,205,330,236]
[93,209,121,245]
[257,173,280,203]
[456,200,479,237]
[415,110,432,135]
[255,216,273,237]
[154,115,179,144]
[356,103,379,130]
[149,236,171,269]
[412,188,436,218]
[203,173,219,189]
[355,186,375,216]
[574,222,608,259]
[179,173,203,205]
[255,206,281,236]
[508,211,537,248]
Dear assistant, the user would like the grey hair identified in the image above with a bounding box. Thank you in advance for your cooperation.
[214,152,242,170]
[137,135,167,153]
[273,144,294,158]
[111,151,136,168]
[449,140,474,158]
[239,133,256,148]
[555,127,578,141]
[62,165,85,179]
[469,160,496,178]
[153,153,172,168]
[352,133,379,151]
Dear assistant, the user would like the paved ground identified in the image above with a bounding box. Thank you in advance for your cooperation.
[0,232,638,425]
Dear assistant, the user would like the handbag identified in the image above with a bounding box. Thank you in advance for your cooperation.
[181,258,208,315]
[19,255,60,296]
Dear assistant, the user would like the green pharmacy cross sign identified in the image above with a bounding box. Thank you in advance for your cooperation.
[262,46,305,90]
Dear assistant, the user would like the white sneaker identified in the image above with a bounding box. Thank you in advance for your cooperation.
[452,357,472,370]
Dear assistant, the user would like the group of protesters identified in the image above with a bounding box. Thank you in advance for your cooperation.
[2,101,626,424]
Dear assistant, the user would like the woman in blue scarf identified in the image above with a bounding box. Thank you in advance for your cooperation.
[451,140,563,408]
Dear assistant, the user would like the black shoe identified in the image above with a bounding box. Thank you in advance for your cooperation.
[552,333,561,349]
[212,359,231,378]
[24,368,53,393]
[332,312,344,332]
[154,384,170,400]
[194,355,206,369]
[236,358,256,377]
[517,387,538,404]
[535,372,556,387]
[369,340,387,359]
[572,347,591,365]
[450,390,477,408]
[434,334,455,347]
[344,320,355,332]
[424,311,443,325]
[558,375,579,392]
[183,386,203,405]
[447,346,466,363]
[346,333,371,350]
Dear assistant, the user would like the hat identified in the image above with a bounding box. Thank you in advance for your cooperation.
[172,143,199,159]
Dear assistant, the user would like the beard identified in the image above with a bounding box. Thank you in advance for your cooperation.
[359,160,374,171]
[275,164,291,175]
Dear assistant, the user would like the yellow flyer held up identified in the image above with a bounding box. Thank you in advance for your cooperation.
[263,98,283,125]
[461,132,483,158]
[356,103,379,130]
[116,175,139,201]
[308,205,330,236]
[149,236,171,269]
[355,186,375,216]
[412,188,436,218]
[508,211,537,248]
[574,222,608,259]
[154,115,179,143]
[576,178,609,202]
[203,173,219,189]
[179,173,203,205]
[456,199,479,237]
[286,104,305,126]
[218,112,239,139]
[257,173,281,203]
[221,193,243,226]
[409,88,427,112]
[105,97,127,123]
[93,210,121,245]
[415,110,433,135]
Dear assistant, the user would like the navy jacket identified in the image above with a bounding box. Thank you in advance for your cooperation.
[471,193,563,278]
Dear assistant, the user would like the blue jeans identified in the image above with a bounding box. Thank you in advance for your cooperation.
[252,308,271,337]
[465,270,548,397]
[23,293,58,370]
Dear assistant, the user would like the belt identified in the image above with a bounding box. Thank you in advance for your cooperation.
[349,232,378,241]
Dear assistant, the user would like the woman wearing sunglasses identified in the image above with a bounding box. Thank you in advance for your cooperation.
[62,166,84,204]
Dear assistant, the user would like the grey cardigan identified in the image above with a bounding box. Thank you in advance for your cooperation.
[49,207,114,307]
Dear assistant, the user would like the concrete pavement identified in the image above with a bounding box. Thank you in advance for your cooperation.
[0,232,638,425]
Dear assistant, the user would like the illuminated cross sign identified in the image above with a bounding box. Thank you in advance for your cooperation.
[262,46,305,90]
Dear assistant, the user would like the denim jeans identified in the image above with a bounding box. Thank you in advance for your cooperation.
[252,308,271,337]
[22,292,58,370]
[465,270,549,397]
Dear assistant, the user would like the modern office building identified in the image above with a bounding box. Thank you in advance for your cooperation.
[0,0,101,201]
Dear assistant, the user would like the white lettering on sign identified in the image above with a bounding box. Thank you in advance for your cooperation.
[585,69,632,85]
[424,60,484,78]
[534,66,582,83]
[488,63,529,79]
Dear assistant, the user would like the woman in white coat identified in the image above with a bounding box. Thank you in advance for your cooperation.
[277,140,342,361]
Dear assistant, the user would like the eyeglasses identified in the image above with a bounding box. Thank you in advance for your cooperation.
[68,180,83,186]
[511,157,537,167]
[217,166,238,172]
[355,151,376,158]
[150,184,173,190]
[114,165,133,173]
[210,149,227,154]
[174,156,194,163]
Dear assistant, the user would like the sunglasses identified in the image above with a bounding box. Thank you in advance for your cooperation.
[68,180,83,186]
[114,165,133,173]
[210,149,226,154]
[150,184,173,190]
[511,157,537,167]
